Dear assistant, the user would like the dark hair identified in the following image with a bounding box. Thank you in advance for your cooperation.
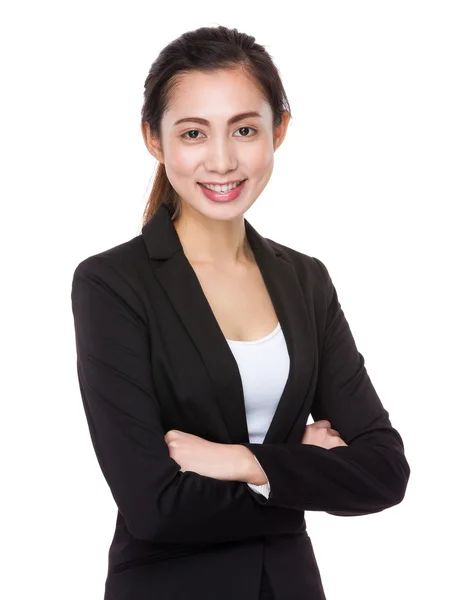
[140,25,292,226]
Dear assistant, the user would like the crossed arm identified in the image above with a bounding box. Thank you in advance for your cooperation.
[163,428,270,484]
[71,255,410,544]
[163,422,346,498]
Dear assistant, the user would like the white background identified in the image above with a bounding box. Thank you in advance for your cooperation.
[2,1,464,599]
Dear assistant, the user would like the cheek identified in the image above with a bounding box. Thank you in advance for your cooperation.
[245,142,274,175]
[166,143,197,178]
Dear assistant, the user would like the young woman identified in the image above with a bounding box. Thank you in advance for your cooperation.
[71,25,410,600]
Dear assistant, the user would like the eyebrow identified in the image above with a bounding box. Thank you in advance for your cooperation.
[173,111,263,127]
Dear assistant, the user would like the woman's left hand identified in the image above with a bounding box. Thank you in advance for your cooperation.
[164,429,240,481]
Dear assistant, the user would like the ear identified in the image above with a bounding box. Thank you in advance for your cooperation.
[141,121,164,164]
[273,111,291,151]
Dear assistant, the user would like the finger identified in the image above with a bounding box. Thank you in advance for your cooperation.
[313,420,331,429]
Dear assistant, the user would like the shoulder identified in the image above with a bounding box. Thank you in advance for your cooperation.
[71,234,150,316]
[265,237,333,299]
[72,234,148,281]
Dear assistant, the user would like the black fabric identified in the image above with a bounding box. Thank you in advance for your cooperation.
[259,567,276,600]
[71,202,410,599]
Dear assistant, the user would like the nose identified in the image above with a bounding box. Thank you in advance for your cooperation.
[204,135,238,174]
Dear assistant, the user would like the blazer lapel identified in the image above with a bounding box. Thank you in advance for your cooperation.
[142,204,316,445]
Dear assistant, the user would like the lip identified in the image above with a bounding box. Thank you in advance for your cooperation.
[198,179,247,203]
[198,179,246,186]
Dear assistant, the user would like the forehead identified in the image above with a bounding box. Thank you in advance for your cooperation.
[165,68,270,123]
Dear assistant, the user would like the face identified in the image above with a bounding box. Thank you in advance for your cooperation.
[142,68,290,223]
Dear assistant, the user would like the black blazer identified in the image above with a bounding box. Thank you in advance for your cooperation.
[71,202,410,600]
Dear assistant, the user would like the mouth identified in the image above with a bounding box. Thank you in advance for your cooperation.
[198,179,247,191]
[197,179,248,202]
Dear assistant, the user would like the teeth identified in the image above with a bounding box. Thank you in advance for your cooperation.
[202,181,242,193]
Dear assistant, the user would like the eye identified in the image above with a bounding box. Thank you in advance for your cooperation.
[233,126,257,137]
[181,130,206,140]
[180,126,258,140]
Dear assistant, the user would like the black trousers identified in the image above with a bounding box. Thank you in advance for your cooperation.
[259,568,276,600]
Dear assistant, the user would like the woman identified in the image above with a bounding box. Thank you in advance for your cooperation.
[71,25,410,600]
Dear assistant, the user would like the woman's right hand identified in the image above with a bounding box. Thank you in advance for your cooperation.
[301,420,348,449]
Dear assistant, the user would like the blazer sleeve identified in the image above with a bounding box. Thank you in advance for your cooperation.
[240,257,411,516]
[247,456,271,498]
[71,256,304,545]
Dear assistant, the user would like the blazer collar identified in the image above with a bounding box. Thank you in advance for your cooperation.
[142,203,316,444]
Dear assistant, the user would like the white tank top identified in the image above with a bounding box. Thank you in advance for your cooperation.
[225,321,290,444]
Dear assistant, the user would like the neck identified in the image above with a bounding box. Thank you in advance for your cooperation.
[173,207,255,268]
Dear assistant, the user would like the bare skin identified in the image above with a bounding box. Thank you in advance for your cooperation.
[301,420,348,449]
[187,253,278,342]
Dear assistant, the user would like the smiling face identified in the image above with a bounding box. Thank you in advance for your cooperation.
[142,67,290,222]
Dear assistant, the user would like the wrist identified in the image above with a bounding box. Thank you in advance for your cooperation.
[234,445,268,485]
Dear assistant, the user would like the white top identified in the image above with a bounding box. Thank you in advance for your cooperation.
[226,321,290,499]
